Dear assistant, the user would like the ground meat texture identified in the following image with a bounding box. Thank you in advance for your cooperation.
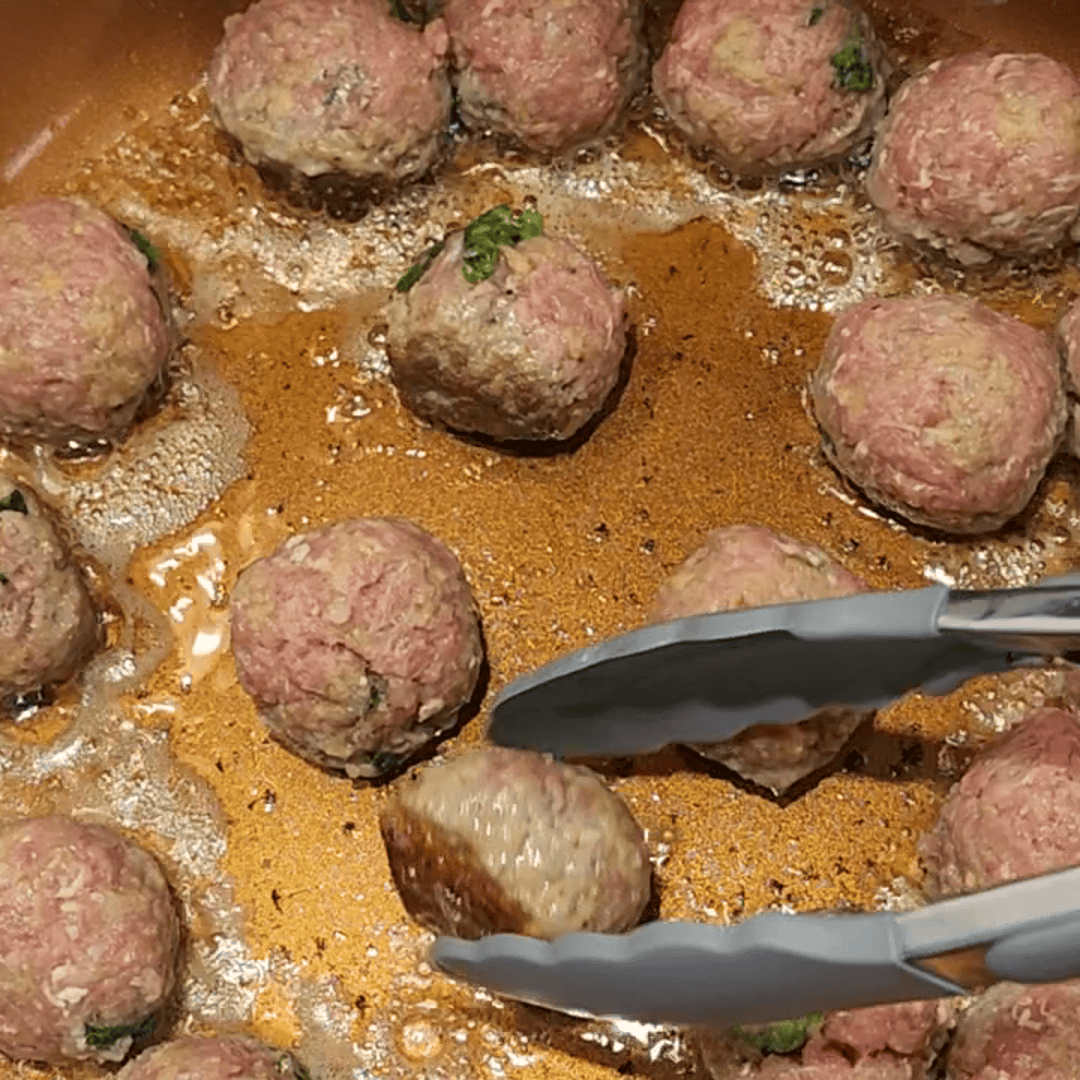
[700,1000,952,1080]
[444,0,644,153]
[649,525,869,792]
[0,198,170,447]
[920,708,1080,898]
[206,0,451,185]
[118,1035,310,1080]
[379,746,652,939]
[0,476,98,705]
[230,517,482,778]
[811,295,1066,535]
[866,53,1080,264]
[946,982,1080,1080]
[0,816,180,1065]
[386,230,627,442]
[652,0,886,174]
[1057,297,1080,459]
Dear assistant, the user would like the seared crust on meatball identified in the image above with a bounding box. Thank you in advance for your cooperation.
[231,517,483,778]
[0,816,180,1065]
[118,1035,310,1080]
[652,0,886,174]
[866,52,1080,264]
[811,296,1066,534]
[0,198,171,447]
[1,476,99,704]
[946,982,1080,1080]
[380,746,652,939]
[445,0,645,153]
[207,0,452,185]
[387,230,627,442]
[920,708,1080,898]
[650,525,869,792]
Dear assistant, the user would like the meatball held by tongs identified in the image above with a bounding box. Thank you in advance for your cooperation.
[425,575,1080,1030]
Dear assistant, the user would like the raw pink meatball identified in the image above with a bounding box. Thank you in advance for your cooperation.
[207,0,452,185]
[0,198,171,447]
[1057,297,1080,459]
[380,746,651,939]
[386,224,627,442]
[119,1035,310,1080]
[1,474,99,704]
[445,0,644,153]
[650,525,869,792]
[946,981,1080,1080]
[0,816,180,1064]
[811,295,1066,534]
[230,517,483,778]
[698,999,953,1080]
[921,708,1080,898]
[866,53,1080,264]
[817,1000,955,1063]
[652,0,886,174]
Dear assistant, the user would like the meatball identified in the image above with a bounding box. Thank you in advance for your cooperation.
[1057,296,1080,458]
[699,1000,952,1080]
[206,0,452,189]
[230,517,483,778]
[379,746,652,939]
[0,198,171,447]
[649,525,869,792]
[1,476,98,705]
[445,0,644,153]
[946,981,1080,1080]
[119,1035,310,1080]
[0,816,180,1064]
[386,215,627,442]
[817,1000,955,1064]
[652,0,886,174]
[866,53,1080,264]
[811,295,1066,534]
[920,707,1080,898]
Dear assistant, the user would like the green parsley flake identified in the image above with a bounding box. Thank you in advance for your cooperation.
[733,1012,824,1054]
[808,6,824,26]
[0,489,28,515]
[830,33,874,92]
[84,1014,157,1049]
[123,226,161,272]
[395,239,446,292]
[461,205,544,284]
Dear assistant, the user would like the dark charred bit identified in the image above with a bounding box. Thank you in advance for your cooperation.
[378,804,530,939]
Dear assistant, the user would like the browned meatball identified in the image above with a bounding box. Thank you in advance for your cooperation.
[380,746,652,939]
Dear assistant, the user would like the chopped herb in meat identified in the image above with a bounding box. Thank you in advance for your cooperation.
[732,1012,824,1054]
[0,571,7,585]
[0,490,28,515]
[396,239,446,292]
[831,33,874,91]
[84,1014,157,1049]
[123,226,161,273]
[461,205,544,283]
[808,6,824,25]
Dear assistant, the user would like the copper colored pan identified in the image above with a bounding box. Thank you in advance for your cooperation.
[2,3,1080,1080]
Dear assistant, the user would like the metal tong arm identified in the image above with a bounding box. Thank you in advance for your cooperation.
[430,867,1080,1027]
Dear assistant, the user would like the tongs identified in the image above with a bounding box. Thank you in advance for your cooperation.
[428,577,1080,1026]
